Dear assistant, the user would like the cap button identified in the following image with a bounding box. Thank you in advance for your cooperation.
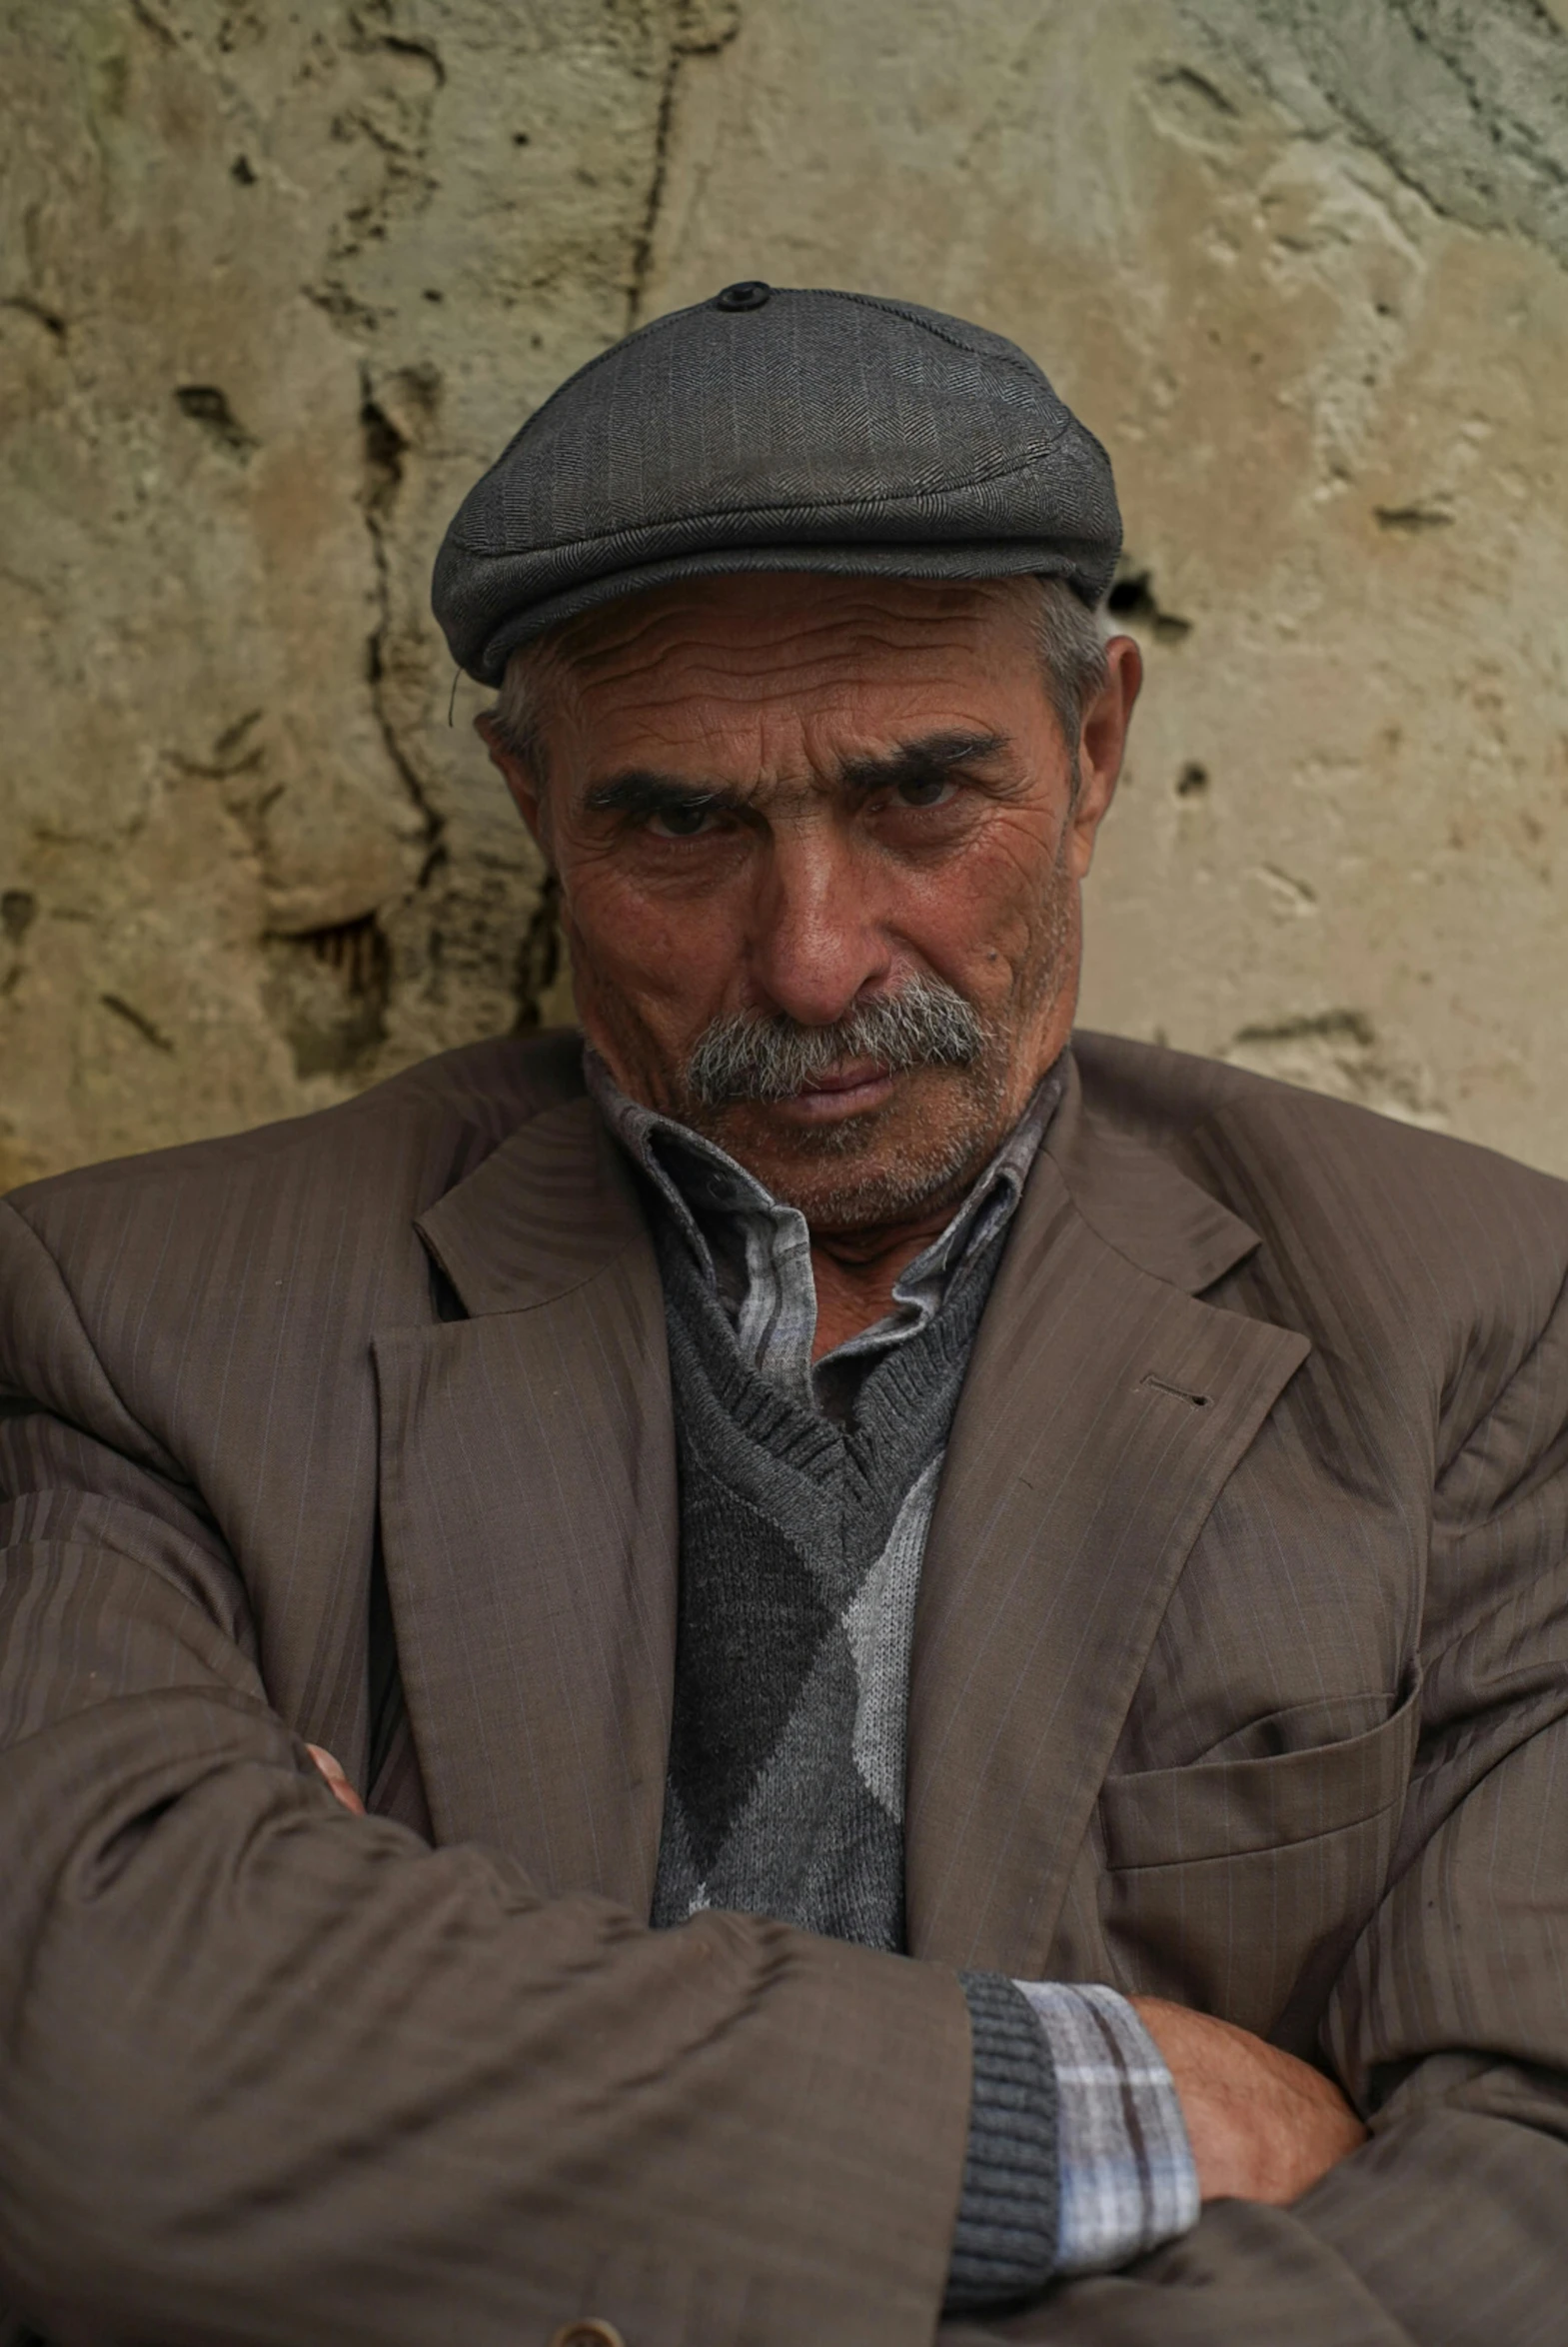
[713,280,772,312]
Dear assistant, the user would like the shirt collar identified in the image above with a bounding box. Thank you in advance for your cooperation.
[585,1045,1061,1372]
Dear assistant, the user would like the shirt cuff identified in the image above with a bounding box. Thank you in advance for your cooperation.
[1013,1980,1200,2274]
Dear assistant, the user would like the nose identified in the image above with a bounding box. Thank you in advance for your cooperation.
[746,826,892,1027]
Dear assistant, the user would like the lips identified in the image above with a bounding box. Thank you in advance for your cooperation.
[797,1058,887,1099]
[779,1060,899,1122]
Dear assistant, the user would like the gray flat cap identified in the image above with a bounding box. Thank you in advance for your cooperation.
[433,282,1121,685]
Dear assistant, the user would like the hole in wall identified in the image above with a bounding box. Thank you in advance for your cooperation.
[263,914,391,1080]
[1,891,37,944]
[1374,504,1453,534]
[175,384,258,458]
[360,395,408,501]
[1106,568,1193,645]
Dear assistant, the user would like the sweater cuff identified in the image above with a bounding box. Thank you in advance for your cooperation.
[945,1971,1059,2312]
[1014,1981,1200,2273]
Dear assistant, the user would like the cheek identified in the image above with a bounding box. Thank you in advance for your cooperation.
[891,814,1062,987]
[561,855,744,1032]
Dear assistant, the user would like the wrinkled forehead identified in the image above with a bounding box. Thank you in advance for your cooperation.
[519,572,1050,768]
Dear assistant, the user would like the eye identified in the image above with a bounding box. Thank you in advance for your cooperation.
[648,800,718,839]
[894,774,957,809]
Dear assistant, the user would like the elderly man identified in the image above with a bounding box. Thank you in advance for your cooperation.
[1,286,1565,2347]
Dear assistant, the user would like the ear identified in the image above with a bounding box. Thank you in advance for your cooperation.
[476,710,549,852]
[1066,633,1142,878]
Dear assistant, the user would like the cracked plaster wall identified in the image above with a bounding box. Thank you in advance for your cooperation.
[2,0,1567,1183]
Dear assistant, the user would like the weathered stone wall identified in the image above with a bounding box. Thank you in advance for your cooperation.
[3,0,1566,1184]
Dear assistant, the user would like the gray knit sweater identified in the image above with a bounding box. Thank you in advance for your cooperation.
[651,1204,997,1944]
[591,1056,1198,2309]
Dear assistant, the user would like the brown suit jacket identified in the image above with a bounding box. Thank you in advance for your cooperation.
[1,1031,1566,2347]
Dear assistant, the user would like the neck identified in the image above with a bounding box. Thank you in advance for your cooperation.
[807,1206,963,1360]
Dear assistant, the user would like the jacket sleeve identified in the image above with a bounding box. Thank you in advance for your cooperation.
[943,1260,1568,2345]
[0,1200,971,2347]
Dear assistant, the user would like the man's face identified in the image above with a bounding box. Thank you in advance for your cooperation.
[482,574,1139,1231]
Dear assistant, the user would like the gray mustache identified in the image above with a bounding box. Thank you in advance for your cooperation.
[685,978,987,1107]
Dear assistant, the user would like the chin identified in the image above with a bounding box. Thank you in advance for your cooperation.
[739,1108,999,1231]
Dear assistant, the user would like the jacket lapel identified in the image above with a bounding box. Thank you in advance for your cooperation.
[904,1064,1310,1971]
[373,1098,677,1911]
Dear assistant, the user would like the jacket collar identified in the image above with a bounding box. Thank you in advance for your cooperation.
[414,1038,1260,1319]
[902,1057,1308,1970]
[388,1037,1302,1942]
[415,1090,647,1316]
[1042,1049,1262,1295]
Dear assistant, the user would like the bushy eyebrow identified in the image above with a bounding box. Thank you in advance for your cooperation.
[582,731,1012,822]
[837,730,1012,798]
[581,770,735,821]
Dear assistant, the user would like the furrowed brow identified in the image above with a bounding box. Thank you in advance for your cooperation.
[837,730,1012,798]
[581,769,746,820]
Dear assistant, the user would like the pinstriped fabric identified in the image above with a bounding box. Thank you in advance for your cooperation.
[367,1691,434,1838]
[416,1083,653,1314]
[930,1040,1568,2342]
[0,1033,585,1778]
[3,1026,1568,2345]
[903,1148,1309,1968]
[0,1037,971,2347]
[372,1239,678,1896]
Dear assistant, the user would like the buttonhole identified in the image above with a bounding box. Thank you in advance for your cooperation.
[1140,1371,1210,1407]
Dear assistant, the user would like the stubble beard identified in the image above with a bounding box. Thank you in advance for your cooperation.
[690,1052,1014,1233]
[672,838,1079,1233]
[572,826,1079,1235]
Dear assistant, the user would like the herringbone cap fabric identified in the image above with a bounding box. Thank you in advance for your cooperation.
[432,283,1122,682]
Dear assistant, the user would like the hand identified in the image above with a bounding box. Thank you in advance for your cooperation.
[306,1744,365,1816]
[1130,1995,1366,2204]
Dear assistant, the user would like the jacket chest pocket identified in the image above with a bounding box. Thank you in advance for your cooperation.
[1095,1678,1420,2055]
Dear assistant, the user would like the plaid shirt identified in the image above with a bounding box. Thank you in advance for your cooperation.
[590,1050,1199,2277]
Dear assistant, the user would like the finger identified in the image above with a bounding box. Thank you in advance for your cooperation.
[306,1743,366,1815]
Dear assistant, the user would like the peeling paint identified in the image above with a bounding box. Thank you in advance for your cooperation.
[1176,0,1568,267]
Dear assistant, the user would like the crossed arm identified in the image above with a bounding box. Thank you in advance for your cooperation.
[308,1738,1366,2216]
[4,1201,1568,2344]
